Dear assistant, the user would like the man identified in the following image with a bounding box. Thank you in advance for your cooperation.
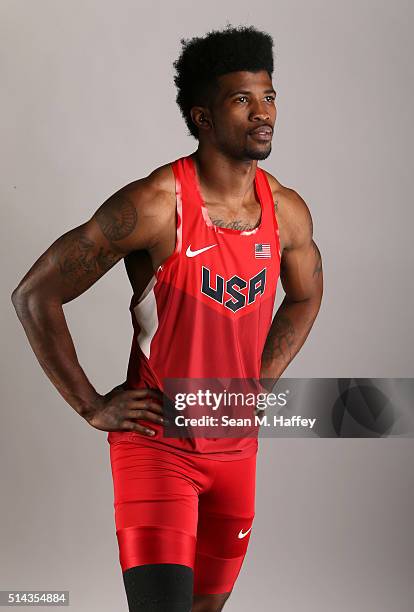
[12,25,323,612]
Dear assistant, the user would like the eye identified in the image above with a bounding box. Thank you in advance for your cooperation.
[265,95,276,102]
[236,96,248,103]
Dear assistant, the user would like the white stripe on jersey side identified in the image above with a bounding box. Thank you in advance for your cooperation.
[132,165,182,358]
[133,275,158,359]
[175,173,183,253]
[271,283,279,322]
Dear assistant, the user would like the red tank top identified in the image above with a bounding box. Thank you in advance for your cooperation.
[107,154,281,460]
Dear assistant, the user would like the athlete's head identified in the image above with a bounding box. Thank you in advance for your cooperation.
[173,24,276,161]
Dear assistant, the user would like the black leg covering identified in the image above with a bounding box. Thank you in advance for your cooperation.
[123,563,194,612]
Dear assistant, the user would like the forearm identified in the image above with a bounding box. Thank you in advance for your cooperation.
[260,293,322,387]
[11,290,101,418]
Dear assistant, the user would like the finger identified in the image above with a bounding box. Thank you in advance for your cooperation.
[122,420,156,436]
[128,400,164,415]
[126,409,166,425]
[127,389,163,401]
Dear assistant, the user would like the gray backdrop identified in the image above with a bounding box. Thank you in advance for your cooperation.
[1,0,413,610]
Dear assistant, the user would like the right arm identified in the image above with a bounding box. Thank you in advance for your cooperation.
[11,173,171,434]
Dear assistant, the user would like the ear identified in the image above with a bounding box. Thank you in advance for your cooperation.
[190,106,212,132]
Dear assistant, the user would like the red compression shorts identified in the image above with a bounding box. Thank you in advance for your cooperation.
[109,437,257,595]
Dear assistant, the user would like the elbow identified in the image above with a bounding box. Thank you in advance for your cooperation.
[11,286,28,316]
[309,284,323,313]
[11,285,22,306]
[12,284,61,317]
[11,285,39,318]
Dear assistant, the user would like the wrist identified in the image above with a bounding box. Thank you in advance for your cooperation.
[75,393,104,421]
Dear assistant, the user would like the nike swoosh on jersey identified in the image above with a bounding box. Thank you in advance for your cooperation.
[238,527,252,539]
[186,244,218,258]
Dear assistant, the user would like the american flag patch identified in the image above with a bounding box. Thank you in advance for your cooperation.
[255,243,271,259]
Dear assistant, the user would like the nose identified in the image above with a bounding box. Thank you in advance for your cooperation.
[249,102,271,122]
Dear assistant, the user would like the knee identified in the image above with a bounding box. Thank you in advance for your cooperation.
[192,591,232,612]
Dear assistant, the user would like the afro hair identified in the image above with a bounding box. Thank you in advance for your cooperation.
[173,24,274,139]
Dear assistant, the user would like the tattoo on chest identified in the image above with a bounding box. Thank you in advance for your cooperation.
[210,217,259,231]
[209,197,280,232]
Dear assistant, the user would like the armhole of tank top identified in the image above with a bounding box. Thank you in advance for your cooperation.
[154,161,183,280]
[260,169,282,264]
[129,162,182,310]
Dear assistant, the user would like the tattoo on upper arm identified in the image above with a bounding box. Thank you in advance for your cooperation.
[95,193,138,242]
[53,192,139,294]
[53,231,123,292]
[312,241,322,278]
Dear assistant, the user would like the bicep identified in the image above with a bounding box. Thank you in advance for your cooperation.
[14,182,156,304]
[280,239,323,301]
[279,190,323,301]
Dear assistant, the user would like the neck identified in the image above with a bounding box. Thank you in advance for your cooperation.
[191,143,258,206]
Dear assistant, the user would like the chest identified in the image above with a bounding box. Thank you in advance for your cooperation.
[203,197,262,231]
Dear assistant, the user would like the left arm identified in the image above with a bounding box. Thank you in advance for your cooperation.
[260,188,323,388]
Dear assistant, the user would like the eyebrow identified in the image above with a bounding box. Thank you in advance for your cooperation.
[226,88,277,98]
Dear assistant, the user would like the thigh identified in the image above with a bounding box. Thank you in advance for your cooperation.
[109,440,203,571]
[193,452,257,595]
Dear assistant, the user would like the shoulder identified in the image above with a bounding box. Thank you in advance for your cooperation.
[92,161,177,252]
[262,169,313,250]
[124,161,176,213]
[145,161,176,194]
[107,162,176,244]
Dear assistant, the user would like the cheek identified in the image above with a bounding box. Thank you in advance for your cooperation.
[215,108,245,136]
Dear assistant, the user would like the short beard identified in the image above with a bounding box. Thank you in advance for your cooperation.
[215,134,272,161]
[243,143,272,160]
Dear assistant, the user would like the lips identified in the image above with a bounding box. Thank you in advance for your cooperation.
[248,125,273,142]
[249,125,273,135]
